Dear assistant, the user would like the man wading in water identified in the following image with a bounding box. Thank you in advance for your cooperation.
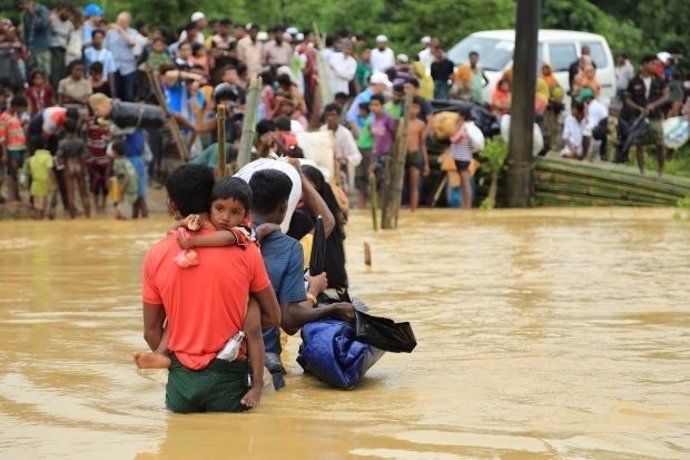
[140,164,281,413]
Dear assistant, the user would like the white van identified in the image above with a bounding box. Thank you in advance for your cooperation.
[447,30,616,107]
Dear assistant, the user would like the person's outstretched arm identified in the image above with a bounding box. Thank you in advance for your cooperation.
[281,302,355,336]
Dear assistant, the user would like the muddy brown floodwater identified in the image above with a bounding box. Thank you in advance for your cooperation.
[1,208,689,459]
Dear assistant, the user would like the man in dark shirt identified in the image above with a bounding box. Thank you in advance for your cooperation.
[430,47,454,100]
[625,54,669,175]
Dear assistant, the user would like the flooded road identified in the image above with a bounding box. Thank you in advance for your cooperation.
[1,208,689,459]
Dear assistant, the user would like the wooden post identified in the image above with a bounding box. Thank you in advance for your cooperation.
[381,91,413,229]
[236,77,262,169]
[216,104,227,177]
[369,171,378,231]
[144,66,189,161]
[506,0,541,207]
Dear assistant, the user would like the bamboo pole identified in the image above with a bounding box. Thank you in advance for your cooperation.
[236,77,262,169]
[144,65,189,161]
[369,171,379,231]
[381,91,413,229]
[364,242,372,267]
[216,104,227,177]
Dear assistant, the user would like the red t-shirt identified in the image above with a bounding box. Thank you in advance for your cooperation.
[25,85,55,116]
[142,230,271,370]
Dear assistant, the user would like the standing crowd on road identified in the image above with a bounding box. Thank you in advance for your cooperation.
[3,1,690,218]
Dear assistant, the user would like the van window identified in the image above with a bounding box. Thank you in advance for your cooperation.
[581,42,609,68]
[548,43,577,72]
[447,37,514,71]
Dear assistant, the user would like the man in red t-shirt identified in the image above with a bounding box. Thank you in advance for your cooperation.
[141,164,280,413]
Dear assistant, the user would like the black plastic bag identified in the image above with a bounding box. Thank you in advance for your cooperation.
[354,309,417,353]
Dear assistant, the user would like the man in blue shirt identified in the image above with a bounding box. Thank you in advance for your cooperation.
[247,167,354,390]
[345,71,391,128]
[19,0,51,75]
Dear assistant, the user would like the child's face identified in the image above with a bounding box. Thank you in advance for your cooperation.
[210,197,247,230]
[152,40,165,53]
[33,74,45,86]
[369,99,382,114]
[358,107,368,118]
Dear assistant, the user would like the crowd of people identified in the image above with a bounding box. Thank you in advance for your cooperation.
[487,46,688,176]
[0,1,466,217]
[2,1,689,219]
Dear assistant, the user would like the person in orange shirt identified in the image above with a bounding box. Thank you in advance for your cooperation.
[0,95,29,203]
[491,79,511,118]
[574,64,601,98]
[137,166,281,413]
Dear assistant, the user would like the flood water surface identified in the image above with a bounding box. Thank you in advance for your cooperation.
[1,209,689,459]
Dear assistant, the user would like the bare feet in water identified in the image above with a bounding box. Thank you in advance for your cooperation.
[241,387,262,409]
[132,351,171,369]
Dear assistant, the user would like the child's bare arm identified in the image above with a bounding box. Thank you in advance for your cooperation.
[244,299,264,391]
[177,229,238,249]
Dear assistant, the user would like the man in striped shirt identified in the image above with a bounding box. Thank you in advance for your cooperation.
[449,109,474,209]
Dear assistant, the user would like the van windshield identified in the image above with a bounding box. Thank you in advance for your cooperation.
[447,37,514,71]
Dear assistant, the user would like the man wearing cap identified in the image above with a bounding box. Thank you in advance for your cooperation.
[370,35,395,74]
[82,4,104,48]
[345,71,391,127]
[577,87,609,161]
[179,12,207,46]
[417,36,437,73]
[237,24,263,77]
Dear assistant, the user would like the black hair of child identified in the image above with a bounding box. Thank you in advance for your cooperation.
[211,177,252,211]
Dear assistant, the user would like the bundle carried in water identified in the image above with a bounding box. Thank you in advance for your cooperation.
[297,300,416,389]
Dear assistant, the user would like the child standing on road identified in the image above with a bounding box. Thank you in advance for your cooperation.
[24,137,56,220]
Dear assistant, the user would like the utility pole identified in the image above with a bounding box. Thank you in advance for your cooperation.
[506,0,541,207]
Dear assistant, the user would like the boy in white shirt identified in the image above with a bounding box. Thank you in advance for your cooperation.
[561,100,587,159]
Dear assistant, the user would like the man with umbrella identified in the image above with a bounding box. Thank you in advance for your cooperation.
[625,55,669,175]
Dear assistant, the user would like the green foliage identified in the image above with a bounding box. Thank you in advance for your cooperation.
[4,0,683,61]
[478,138,508,210]
[542,0,643,56]
[634,143,690,178]
[479,137,509,174]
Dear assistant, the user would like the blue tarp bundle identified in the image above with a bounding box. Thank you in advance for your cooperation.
[297,319,385,389]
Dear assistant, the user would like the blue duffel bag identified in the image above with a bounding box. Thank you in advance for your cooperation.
[297,319,385,389]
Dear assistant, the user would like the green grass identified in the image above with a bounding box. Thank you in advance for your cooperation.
[631,143,690,177]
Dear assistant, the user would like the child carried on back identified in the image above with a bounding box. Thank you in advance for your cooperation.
[133,177,279,409]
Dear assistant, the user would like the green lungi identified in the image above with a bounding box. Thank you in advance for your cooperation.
[166,354,250,413]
